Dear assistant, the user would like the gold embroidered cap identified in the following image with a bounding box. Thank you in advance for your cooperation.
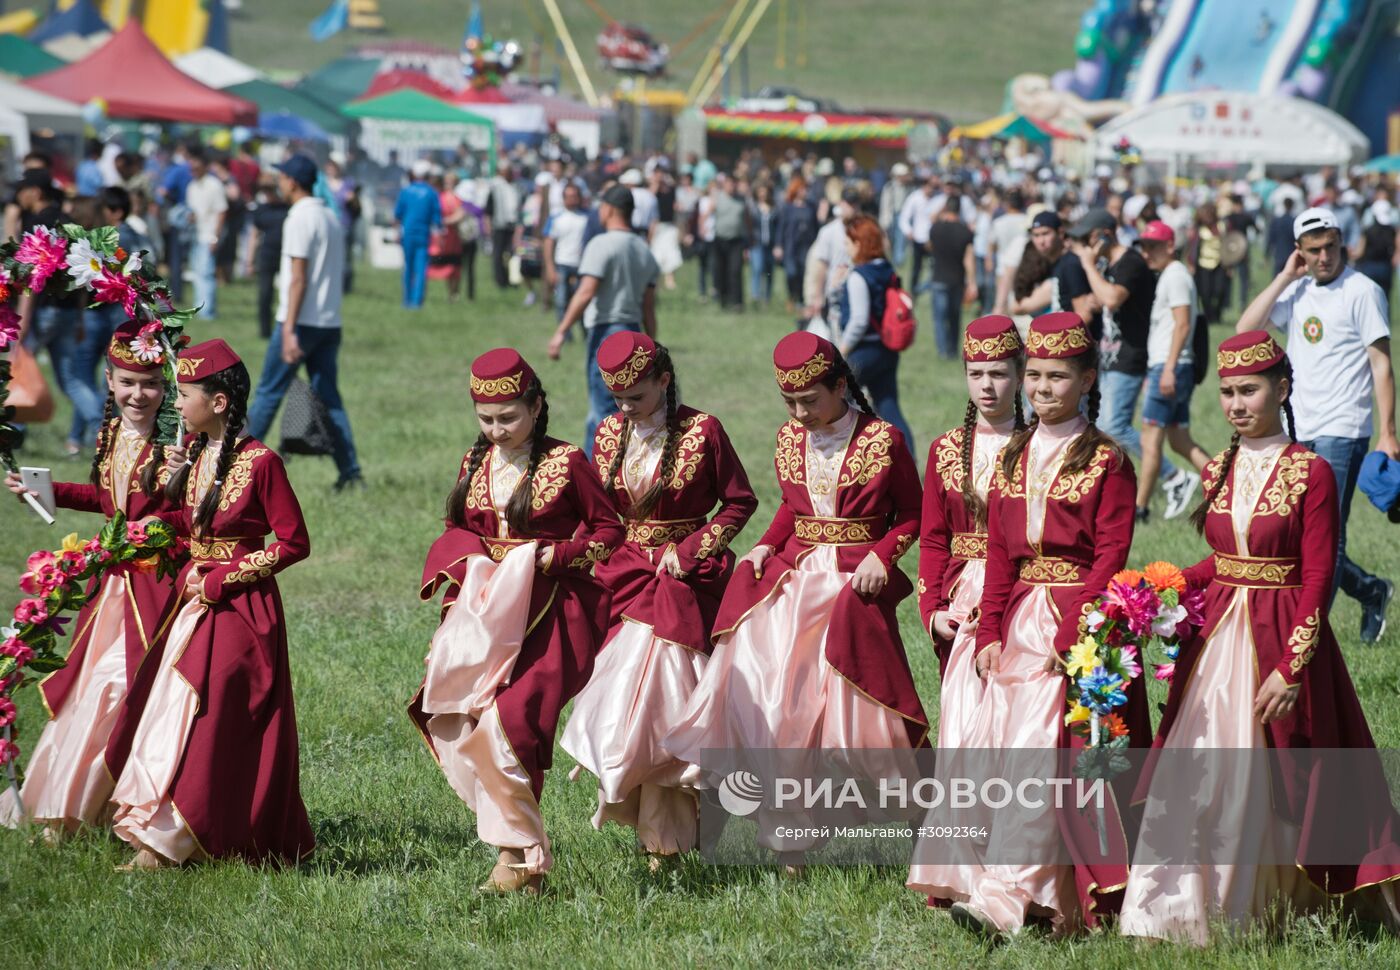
[773,331,836,392]
[106,319,164,373]
[177,339,240,382]
[963,314,1022,362]
[1217,330,1284,377]
[470,347,535,403]
[1026,312,1092,359]
[596,331,657,392]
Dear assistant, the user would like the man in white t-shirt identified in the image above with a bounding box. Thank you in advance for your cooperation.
[544,182,589,324]
[806,191,859,335]
[989,188,1028,314]
[1239,206,1397,640]
[246,155,362,491]
[184,149,227,319]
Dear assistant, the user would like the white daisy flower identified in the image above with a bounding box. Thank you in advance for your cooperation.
[64,239,106,288]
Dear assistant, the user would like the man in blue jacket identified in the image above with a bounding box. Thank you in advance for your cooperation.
[393,159,441,308]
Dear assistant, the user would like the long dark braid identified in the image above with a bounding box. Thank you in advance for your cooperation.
[447,434,493,527]
[1277,357,1298,442]
[165,432,209,507]
[1013,386,1026,431]
[1000,413,1041,482]
[958,399,985,526]
[139,441,166,498]
[190,363,251,535]
[504,383,550,536]
[1189,432,1240,534]
[88,392,118,488]
[822,350,878,418]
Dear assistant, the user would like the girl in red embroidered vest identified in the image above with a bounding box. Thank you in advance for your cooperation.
[409,349,623,894]
[1120,331,1400,944]
[664,332,927,867]
[0,322,179,836]
[928,312,1144,938]
[106,339,313,868]
[561,332,757,865]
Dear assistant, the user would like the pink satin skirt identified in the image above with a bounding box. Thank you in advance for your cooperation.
[560,617,706,854]
[419,543,552,875]
[0,574,129,832]
[110,595,206,863]
[937,560,988,750]
[1118,592,1374,944]
[909,585,1078,933]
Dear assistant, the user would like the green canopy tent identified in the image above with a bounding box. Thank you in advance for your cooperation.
[1362,154,1400,174]
[342,89,497,173]
[0,34,65,79]
[226,79,354,137]
[295,55,380,108]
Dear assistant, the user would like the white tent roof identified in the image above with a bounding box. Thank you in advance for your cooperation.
[1095,92,1369,168]
[0,102,32,165]
[456,102,548,134]
[0,78,84,135]
[175,47,263,90]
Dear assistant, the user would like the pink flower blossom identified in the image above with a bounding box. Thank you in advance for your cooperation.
[1116,644,1143,680]
[24,550,57,574]
[139,321,163,338]
[1102,580,1161,637]
[1154,662,1176,682]
[57,550,86,578]
[0,302,19,350]
[18,561,63,596]
[0,736,19,766]
[1,637,34,666]
[1181,586,1206,627]
[92,267,139,318]
[14,225,68,292]
[126,522,149,546]
[12,599,48,626]
[0,696,14,728]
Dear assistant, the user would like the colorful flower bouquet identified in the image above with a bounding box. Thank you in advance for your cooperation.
[1064,561,1204,781]
[0,514,185,771]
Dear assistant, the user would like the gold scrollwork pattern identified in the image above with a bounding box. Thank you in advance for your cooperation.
[1018,557,1083,585]
[794,516,878,545]
[1217,342,1279,373]
[469,372,523,399]
[568,540,611,570]
[891,531,916,561]
[667,413,709,489]
[992,453,1025,498]
[461,458,491,512]
[773,353,831,389]
[1048,446,1112,503]
[1287,611,1321,676]
[530,444,578,511]
[197,447,269,512]
[600,345,653,389]
[934,429,965,493]
[775,421,806,485]
[1214,555,1300,587]
[950,533,988,561]
[839,421,894,488]
[108,339,159,368]
[1255,452,1312,519]
[593,414,624,480]
[176,357,204,378]
[1026,326,1090,357]
[190,537,241,561]
[626,519,704,547]
[225,548,281,585]
[963,330,1022,360]
[917,576,927,597]
[1203,453,1232,515]
[694,522,739,560]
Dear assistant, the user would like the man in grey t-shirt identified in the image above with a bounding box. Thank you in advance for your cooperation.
[548,185,659,451]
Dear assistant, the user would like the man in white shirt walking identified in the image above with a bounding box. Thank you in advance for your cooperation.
[247,155,363,491]
[184,148,227,319]
[1239,206,1398,641]
[898,176,939,293]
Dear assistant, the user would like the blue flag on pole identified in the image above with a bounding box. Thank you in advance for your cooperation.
[309,0,349,42]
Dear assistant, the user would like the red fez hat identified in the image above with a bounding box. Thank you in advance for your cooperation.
[597,330,657,392]
[1026,311,1092,359]
[470,347,536,403]
[106,320,165,374]
[1217,330,1285,377]
[963,315,1022,362]
[773,331,837,392]
[177,339,242,382]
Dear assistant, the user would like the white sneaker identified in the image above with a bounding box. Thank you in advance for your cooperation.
[523,291,537,307]
[1163,470,1201,520]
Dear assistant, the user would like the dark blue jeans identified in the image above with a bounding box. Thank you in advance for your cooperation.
[584,321,641,455]
[846,340,916,458]
[1302,435,1382,607]
[929,281,961,360]
[247,325,361,482]
[68,304,122,445]
[28,305,103,446]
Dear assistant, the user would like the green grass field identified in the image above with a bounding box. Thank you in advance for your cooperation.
[233,0,1086,120]
[2,261,1400,967]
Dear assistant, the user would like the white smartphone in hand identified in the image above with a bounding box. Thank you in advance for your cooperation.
[19,466,56,524]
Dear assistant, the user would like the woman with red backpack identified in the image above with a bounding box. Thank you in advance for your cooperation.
[836,215,916,456]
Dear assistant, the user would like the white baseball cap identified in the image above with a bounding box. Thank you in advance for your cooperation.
[618,168,643,186]
[1371,200,1395,227]
[1293,206,1339,240]
[411,159,433,179]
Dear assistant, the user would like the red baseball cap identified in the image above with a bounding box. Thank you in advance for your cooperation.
[1137,220,1175,247]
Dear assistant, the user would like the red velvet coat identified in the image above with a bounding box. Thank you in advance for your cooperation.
[590,406,758,654]
[409,438,624,798]
[40,426,180,718]
[1154,443,1400,895]
[917,426,991,671]
[975,433,1146,924]
[105,437,314,863]
[712,412,929,746]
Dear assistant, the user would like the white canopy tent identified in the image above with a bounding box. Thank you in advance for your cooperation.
[1094,92,1370,169]
[453,101,547,135]
[0,78,85,136]
[175,47,263,90]
[0,102,32,172]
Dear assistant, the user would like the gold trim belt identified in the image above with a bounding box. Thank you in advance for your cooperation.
[1019,557,1083,586]
[1215,554,1301,589]
[794,515,883,546]
[951,532,988,561]
[189,536,261,564]
[625,518,706,548]
[484,537,531,562]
